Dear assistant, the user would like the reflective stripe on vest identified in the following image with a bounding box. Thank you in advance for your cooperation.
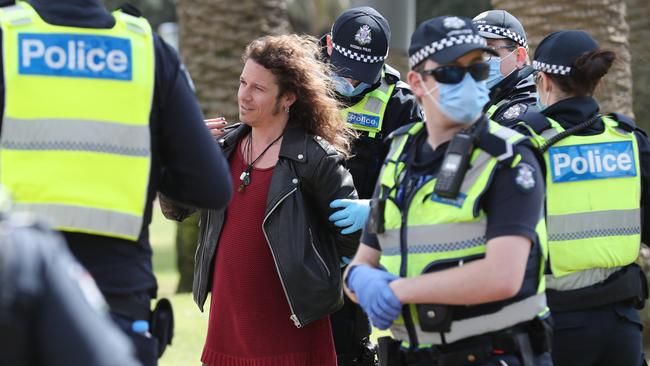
[546,267,622,291]
[0,3,154,240]
[389,293,547,345]
[528,116,640,281]
[340,74,395,138]
[485,98,508,119]
[377,120,547,346]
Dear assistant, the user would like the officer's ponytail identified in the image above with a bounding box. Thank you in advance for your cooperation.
[548,49,616,96]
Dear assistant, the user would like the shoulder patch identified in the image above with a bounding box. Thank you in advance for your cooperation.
[513,162,537,193]
[503,103,527,120]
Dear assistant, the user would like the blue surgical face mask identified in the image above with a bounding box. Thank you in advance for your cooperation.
[485,50,516,89]
[332,74,371,97]
[535,93,546,111]
[419,73,490,125]
[485,57,504,89]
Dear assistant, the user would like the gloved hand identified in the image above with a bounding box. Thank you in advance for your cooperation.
[329,199,370,235]
[347,265,402,330]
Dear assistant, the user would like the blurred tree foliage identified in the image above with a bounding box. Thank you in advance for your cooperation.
[416,0,492,24]
[102,0,177,29]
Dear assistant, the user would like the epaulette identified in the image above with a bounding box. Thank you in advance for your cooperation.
[387,121,420,140]
[312,134,334,152]
[383,64,400,84]
[117,3,142,17]
[608,112,636,133]
[517,111,550,134]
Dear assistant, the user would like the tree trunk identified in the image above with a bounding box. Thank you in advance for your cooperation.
[177,0,291,120]
[491,0,633,116]
[173,0,290,292]
[625,0,650,131]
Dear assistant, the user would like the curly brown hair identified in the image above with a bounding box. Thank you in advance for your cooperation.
[243,34,356,158]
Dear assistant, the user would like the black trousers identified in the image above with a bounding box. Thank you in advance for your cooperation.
[109,292,158,366]
[551,302,644,366]
[331,291,372,361]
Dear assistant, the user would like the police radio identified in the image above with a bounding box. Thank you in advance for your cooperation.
[434,132,475,199]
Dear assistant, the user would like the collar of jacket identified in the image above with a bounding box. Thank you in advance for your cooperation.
[218,120,310,163]
[489,65,536,101]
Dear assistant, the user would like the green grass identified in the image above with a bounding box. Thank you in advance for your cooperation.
[150,202,388,365]
[150,203,207,366]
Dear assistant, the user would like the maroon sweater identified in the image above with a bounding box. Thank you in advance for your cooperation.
[201,141,336,366]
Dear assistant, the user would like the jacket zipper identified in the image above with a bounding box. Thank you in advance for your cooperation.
[262,187,302,327]
[309,227,330,277]
[197,209,211,306]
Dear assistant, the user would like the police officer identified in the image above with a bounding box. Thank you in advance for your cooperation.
[0,205,140,366]
[0,1,232,365]
[515,30,649,366]
[472,10,537,127]
[343,16,552,366]
[321,7,422,365]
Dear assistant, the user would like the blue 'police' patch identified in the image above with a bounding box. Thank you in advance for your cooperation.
[549,141,636,183]
[347,112,380,129]
[430,192,466,208]
[19,33,132,81]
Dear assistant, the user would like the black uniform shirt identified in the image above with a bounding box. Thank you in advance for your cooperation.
[361,124,545,251]
[530,96,650,243]
[339,70,423,199]
[0,0,232,297]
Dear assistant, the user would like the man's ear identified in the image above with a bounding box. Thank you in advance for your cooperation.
[516,46,528,67]
[407,70,428,98]
[326,34,333,57]
[284,92,297,108]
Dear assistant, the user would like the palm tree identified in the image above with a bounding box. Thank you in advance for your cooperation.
[491,0,634,116]
[625,0,650,131]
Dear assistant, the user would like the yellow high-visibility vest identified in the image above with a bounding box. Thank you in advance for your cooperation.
[0,2,154,241]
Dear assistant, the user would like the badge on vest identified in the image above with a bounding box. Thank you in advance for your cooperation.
[549,141,637,183]
[19,33,132,81]
[347,112,380,129]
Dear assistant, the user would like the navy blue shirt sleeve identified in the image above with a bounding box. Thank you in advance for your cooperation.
[151,36,232,209]
[634,130,650,243]
[483,145,545,243]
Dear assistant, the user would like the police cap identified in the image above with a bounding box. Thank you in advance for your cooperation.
[533,30,598,76]
[330,6,390,85]
[408,16,497,69]
[472,10,528,50]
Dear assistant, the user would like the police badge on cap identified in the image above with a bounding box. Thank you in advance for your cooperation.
[330,6,390,85]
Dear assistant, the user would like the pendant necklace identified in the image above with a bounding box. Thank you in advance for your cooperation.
[238,132,283,192]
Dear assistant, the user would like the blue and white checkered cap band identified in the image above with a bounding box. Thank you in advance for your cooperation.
[409,34,486,68]
[476,24,528,50]
[533,60,572,75]
[331,42,386,64]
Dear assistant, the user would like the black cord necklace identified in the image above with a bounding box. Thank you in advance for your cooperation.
[238,132,283,192]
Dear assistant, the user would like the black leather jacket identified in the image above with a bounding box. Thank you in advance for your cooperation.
[161,121,360,327]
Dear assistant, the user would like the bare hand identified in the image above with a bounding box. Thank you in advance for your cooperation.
[205,117,228,138]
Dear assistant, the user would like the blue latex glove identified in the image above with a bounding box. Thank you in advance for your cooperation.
[347,265,402,330]
[329,199,370,235]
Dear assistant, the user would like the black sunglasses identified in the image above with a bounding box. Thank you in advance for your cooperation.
[420,62,490,84]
